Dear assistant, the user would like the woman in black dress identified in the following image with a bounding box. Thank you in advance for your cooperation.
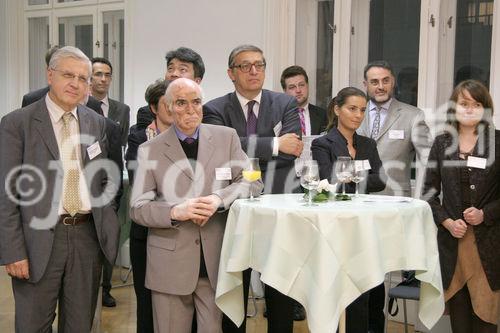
[311,87,386,333]
[423,79,500,332]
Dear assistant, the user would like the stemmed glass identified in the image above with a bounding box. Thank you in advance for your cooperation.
[334,156,353,196]
[242,158,261,201]
[351,161,366,198]
[300,160,320,206]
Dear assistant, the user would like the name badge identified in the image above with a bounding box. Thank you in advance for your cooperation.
[87,141,102,160]
[273,121,283,136]
[467,156,486,169]
[215,168,232,180]
[363,159,371,170]
[389,130,405,140]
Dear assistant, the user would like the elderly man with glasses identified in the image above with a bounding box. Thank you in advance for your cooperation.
[203,44,303,333]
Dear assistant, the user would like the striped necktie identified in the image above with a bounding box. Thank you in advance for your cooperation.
[246,100,257,135]
[371,107,382,139]
[298,107,306,135]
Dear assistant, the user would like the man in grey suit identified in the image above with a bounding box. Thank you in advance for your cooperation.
[357,60,432,333]
[203,44,303,333]
[0,46,120,332]
[91,57,130,146]
[130,78,260,333]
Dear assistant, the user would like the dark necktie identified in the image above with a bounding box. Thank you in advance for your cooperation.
[246,100,257,136]
[184,137,196,145]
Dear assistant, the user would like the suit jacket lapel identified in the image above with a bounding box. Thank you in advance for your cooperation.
[108,99,118,121]
[309,105,321,134]
[162,127,195,181]
[257,90,273,135]
[195,125,215,182]
[77,105,91,164]
[376,100,402,141]
[33,100,60,161]
[228,93,247,136]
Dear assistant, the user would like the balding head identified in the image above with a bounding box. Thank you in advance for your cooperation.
[164,78,203,136]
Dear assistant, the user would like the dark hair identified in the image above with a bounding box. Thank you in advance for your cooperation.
[446,79,494,131]
[280,65,309,90]
[228,44,264,68]
[145,79,170,117]
[91,57,113,74]
[363,60,395,80]
[45,45,60,67]
[165,47,205,80]
[326,87,367,131]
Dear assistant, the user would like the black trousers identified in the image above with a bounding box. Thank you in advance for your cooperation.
[368,283,386,333]
[222,268,294,333]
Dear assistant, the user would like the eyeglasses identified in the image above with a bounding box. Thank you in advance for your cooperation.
[231,61,266,73]
[92,72,112,79]
[51,69,89,84]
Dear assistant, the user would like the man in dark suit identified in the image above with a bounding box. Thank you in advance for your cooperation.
[90,57,130,147]
[203,44,303,333]
[0,46,120,332]
[281,65,328,136]
[90,56,128,307]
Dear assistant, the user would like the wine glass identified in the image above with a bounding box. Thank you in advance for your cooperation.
[300,160,320,206]
[242,158,261,201]
[351,161,366,198]
[334,156,353,196]
[294,150,312,177]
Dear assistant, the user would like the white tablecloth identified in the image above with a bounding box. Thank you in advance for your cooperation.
[215,194,444,333]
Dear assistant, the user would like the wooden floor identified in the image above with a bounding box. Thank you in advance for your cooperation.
[0,268,413,333]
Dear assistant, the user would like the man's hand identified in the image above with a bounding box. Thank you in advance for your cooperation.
[170,195,222,226]
[278,133,303,157]
[5,259,29,280]
[463,207,484,225]
[442,218,467,238]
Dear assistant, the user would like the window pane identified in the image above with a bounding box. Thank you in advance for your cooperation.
[28,0,49,5]
[316,0,335,109]
[58,15,93,58]
[57,0,85,2]
[368,0,421,106]
[28,17,49,90]
[453,0,493,87]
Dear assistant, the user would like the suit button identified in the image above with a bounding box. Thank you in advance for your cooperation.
[470,184,475,190]
[195,239,200,245]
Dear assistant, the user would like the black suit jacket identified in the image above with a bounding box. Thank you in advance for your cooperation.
[423,130,500,291]
[203,89,301,194]
[108,98,130,146]
[311,127,386,194]
[21,86,50,107]
[308,103,328,135]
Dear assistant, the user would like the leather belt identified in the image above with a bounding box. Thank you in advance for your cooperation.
[58,214,92,226]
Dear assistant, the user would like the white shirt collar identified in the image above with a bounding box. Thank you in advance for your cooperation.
[369,98,392,112]
[45,94,78,123]
[235,90,262,110]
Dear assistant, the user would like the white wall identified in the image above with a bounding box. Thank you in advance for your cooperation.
[125,0,273,124]
[0,0,7,117]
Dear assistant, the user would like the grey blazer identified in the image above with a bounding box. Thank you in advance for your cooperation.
[108,98,130,146]
[203,89,301,194]
[0,99,120,283]
[357,99,432,196]
[130,124,262,295]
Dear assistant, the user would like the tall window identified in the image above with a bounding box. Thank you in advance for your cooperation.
[368,0,421,106]
[316,0,335,109]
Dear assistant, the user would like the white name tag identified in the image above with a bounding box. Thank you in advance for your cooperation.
[215,168,232,180]
[389,130,405,140]
[467,156,487,169]
[87,141,102,160]
[273,121,283,136]
[354,160,371,171]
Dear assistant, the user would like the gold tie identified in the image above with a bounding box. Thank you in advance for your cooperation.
[61,112,82,216]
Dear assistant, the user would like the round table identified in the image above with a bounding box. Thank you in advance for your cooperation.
[215,193,444,333]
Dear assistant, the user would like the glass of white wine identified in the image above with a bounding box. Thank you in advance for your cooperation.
[300,160,320,206]
[334,156,353,196]
[351,161,366,198]
[242,158,261,201]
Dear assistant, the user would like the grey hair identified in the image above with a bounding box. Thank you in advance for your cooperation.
[164,77,203,109]
[48,46,92,78]
[228,44,265,68]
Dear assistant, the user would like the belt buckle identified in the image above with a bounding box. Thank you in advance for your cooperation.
[62,216,78,226]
